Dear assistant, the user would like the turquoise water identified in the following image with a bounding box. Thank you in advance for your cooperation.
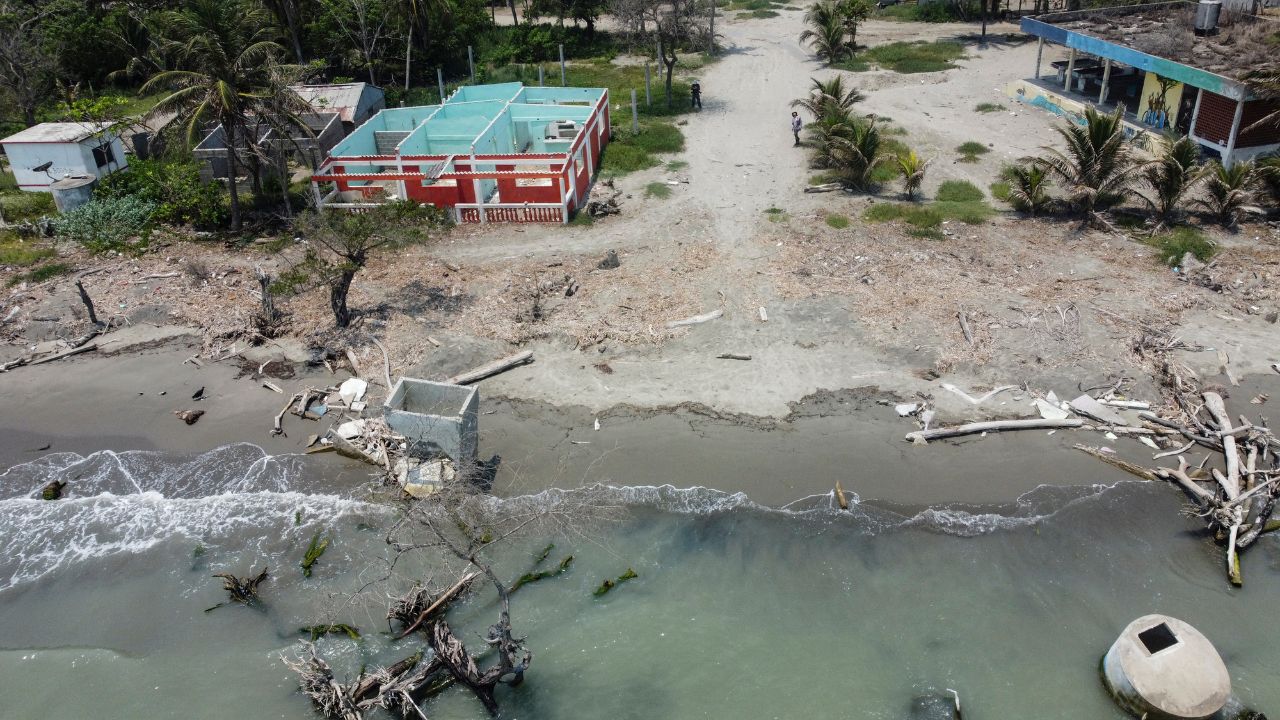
[0,445,1276,719]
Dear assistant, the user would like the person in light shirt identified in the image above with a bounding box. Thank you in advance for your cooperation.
[791,111,803,146]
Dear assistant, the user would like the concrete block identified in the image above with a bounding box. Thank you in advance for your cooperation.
[383,378,478,464]
[1102,614,1230,720]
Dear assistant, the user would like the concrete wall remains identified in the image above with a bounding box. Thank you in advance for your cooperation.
[383,378,479,464]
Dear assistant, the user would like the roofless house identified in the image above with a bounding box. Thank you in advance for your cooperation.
[1012,1,1280,166]
[310,82,610,224]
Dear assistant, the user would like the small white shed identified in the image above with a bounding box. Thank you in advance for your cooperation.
[0,122,127,192]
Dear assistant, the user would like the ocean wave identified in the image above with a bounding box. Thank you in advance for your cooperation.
[0,490,379,592]
[0,444,321,500]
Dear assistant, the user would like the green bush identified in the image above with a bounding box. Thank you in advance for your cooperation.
[95,159,227,227]
[956,141,989,156]
[936,179,984,202]
[863,198,993,228]
[480,24,617,65]
[933,200,994,223]
[54,196,156,254]
[1152,227,1215,267]
[0,191,56,222]
[975,102,1006,113]
[989,180,1012,201]
[825,213,850,228]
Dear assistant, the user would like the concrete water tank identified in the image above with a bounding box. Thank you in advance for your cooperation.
[1195,0,1222,35]
[49,175,97,213]
[383,378,479,464]
[1102,614,1230,720]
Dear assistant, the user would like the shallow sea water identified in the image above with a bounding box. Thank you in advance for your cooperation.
[1,443,1277,719]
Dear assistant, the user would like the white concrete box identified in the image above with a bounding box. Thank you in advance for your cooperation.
[383,378,478,464]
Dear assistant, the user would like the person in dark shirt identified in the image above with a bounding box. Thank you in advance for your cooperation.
[691,81,702,110]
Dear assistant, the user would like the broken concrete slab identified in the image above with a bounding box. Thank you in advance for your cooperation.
[383,378,478,464]
[1069,394,1127,426]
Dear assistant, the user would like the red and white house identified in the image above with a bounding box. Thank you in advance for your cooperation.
[310,82,610,224]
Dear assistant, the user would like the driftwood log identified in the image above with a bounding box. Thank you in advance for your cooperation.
[905,418,1084,443]
[448,351,534,385]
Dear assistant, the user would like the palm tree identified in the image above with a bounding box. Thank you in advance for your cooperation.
[1036,106,1142,217]
[800,1,851,65]
[897,150,926,200]
[791,75,865,121]
[142,0,309,231]
[1004,163,1051,216]
[1198,161,1263,228]
[829,117,884,189]
[1141,135,1203,227]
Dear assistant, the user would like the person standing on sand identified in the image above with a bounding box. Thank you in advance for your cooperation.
[791,111,803,146]
[691,81,702,110]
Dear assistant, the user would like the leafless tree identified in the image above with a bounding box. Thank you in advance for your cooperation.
[322,0,397,85]
[0,4,58,127]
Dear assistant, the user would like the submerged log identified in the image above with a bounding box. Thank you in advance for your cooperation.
[395,571,480,639]
[206,566,269,612]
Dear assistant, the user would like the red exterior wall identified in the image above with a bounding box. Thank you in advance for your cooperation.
[1196,93,1280,149]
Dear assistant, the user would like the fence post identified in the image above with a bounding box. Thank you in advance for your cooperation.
[559,44,566,86]
[631,89,639,134]
[437,67,445,103]
[468,46,475,84]
[645,64,651,106]
[710,0,716,55]
[539,65,544,86]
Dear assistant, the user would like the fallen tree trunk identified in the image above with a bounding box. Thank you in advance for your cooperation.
[448,351,534,385]
[666,308,723,329]
[905,419,1084,443]
[1074,444,1158,481]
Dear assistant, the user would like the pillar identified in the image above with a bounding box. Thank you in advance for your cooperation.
[559,44,566,86]
[1034,37,1044,81]
[468,46,475,84]
[1064,49,1076,91]
[631,89,639,133]
[437,68,445,103]
[1223,97,1246,167]
[1098,59,1112,105]
[1187,87,1204,138]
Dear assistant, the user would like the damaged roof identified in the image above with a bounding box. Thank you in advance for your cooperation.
[1,122,114,144]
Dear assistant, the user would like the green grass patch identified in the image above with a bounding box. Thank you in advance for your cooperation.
[0,191,56,222]
[808,172,841,185]
[989,180,1012,202]
[839,41,966,74]
[645,182,673,199]
[600,121,684,176]
[565,60,694,119]
[875,4,920,21]
[747,9,780,17]
[863,198,994,230]
[825,213,850,229]
[665,160,689,171]
[1151,227,1215,267]
[0,167,16,192]
[907,227,946,240]
[764,206,787,223]
[955,142,990,163]
[0,236,55,266]
[569,211,595,226]
[975,102,1006,113]
[936,179,985,202]
[7,262,72,286]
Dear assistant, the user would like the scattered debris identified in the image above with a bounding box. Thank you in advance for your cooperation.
[804,182,843,193]
[299,623,361,641]
[40,479,66,501]
[1068,394,1127,426]
[300,532,329,578]
[338,377,368,405]
[174,409,205,425]
[206,567,269,612]
[906,418,1085,443]
[262,380,284,394]
[895,403,920,417]
[593,568,638,597]
[940,383,1017,405]
[716,353,751,360]
[597,249,621,269]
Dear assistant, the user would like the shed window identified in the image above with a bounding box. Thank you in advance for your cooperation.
[92,143,115,168]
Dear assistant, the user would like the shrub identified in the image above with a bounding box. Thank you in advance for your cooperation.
[825,213,850,228]
[480,25,617,65]
[54,196,156,254]
[956,141,989,157]
[1141,136,1203,224]
[95,159,227,227]
[936,180,984,202]
[975,102,1006,113]
[1152,227,1215,267]
[863,203,903,222]
[989,181,1012,202]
